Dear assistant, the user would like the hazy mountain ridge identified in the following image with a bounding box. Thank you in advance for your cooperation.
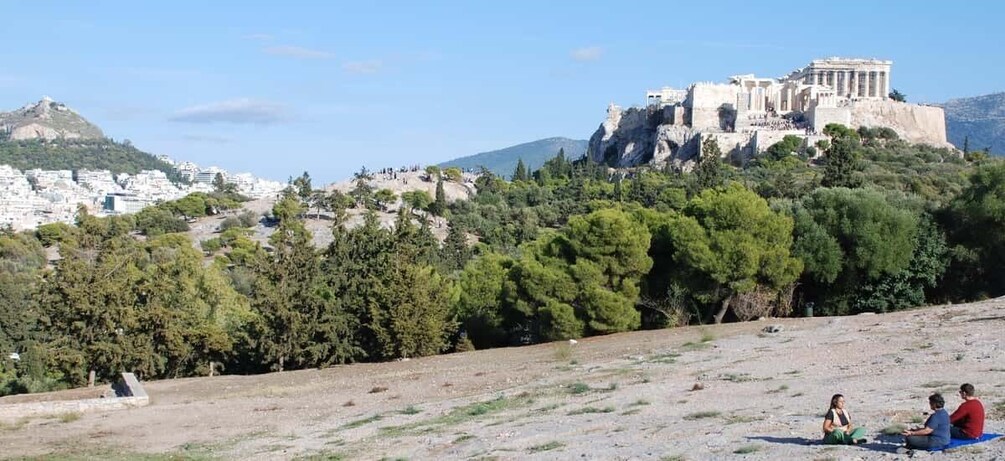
[941,92,1005,155]
[438,137,587,179]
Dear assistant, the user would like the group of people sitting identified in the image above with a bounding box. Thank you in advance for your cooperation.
[822,383,985,451]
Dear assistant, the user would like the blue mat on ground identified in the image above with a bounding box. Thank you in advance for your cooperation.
[928,433,1002,451]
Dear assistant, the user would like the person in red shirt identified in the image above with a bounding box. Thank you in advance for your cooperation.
[950,383,985,439]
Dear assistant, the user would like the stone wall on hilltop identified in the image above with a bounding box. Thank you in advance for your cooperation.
[849,100,948,146]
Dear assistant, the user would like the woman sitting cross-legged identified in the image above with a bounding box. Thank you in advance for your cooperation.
[823,394,868,445]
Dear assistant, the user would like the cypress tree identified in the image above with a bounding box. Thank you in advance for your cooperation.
[513,158,528,181]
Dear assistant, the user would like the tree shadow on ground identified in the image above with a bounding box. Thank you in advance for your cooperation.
[747,436,901,453]
[746,436,816,446]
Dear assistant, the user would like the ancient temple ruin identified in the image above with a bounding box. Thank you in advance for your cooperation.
[590,58,949,169]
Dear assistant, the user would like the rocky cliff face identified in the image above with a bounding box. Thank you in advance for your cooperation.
[587,104,703,170]
[849,100,948,146]
[0,97,104,141]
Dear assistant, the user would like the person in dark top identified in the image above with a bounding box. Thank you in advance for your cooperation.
[822,394,867,444]
[902,393,951,450]
[950,383,985,439]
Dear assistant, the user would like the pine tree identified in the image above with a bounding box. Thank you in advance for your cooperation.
[369,257,454,359]
[212,172,227,193]
[292,171,313,203]
[325,211,395,358]
[252,214,358,371]
[821,137,862,188]
[513,158,528,181]
[440,221,472,272]
[430,178,447,216]
[693,137,725,191]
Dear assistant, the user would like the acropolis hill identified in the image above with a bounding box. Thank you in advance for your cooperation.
[588,57,951,168]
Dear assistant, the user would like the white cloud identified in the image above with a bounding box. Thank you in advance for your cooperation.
[571,46,603,62]
[183,134,233,144]
[103,105,157,121]
[342,60,383,74]
[263,45,334,60]
[169,98,289,125]
[122,67,203,80]
[243,33,274,41]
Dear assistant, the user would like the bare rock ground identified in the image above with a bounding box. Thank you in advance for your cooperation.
[185,170,474,253]
[1,299,1003,460]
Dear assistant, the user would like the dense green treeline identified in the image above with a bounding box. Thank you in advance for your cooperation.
[1,124,1002,395]
[0,138,181,181]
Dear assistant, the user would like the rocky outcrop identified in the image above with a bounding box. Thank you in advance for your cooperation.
[588,100,953,170]
[0,97,104,141]
[588,104,703,169]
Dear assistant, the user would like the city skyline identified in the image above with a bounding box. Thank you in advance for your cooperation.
[1,1,1002,183]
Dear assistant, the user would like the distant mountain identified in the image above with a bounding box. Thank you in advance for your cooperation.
[439,137,588,179]
[942,92,1005,155]
[0,98,177,179]
[0,97,104,141]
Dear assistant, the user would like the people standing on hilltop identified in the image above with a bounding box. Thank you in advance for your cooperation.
[901,393,950,451]
[950,383,985,440]
[822,394,868,445]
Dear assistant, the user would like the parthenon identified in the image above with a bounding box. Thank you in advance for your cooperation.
[785,58,892,99]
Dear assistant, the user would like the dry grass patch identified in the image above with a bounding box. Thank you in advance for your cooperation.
[990,400,1005,420]
[341,414,383,430]
[724,414,764,424]
[0,418,31,432]
[733,444,761,454]
[881,423,907,435]
[683,411,721,420]
[553,342,574,362]
[567,406,615,416]
[527,441,564,453]
[57,412,82,423]
[567,382,591,395]
[379,394,534,436]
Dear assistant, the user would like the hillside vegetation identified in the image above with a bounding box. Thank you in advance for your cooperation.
[1,124,1002,400]
[0,138,179,180]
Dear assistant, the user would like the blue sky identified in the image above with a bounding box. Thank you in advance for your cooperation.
[1,1,1001,183]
